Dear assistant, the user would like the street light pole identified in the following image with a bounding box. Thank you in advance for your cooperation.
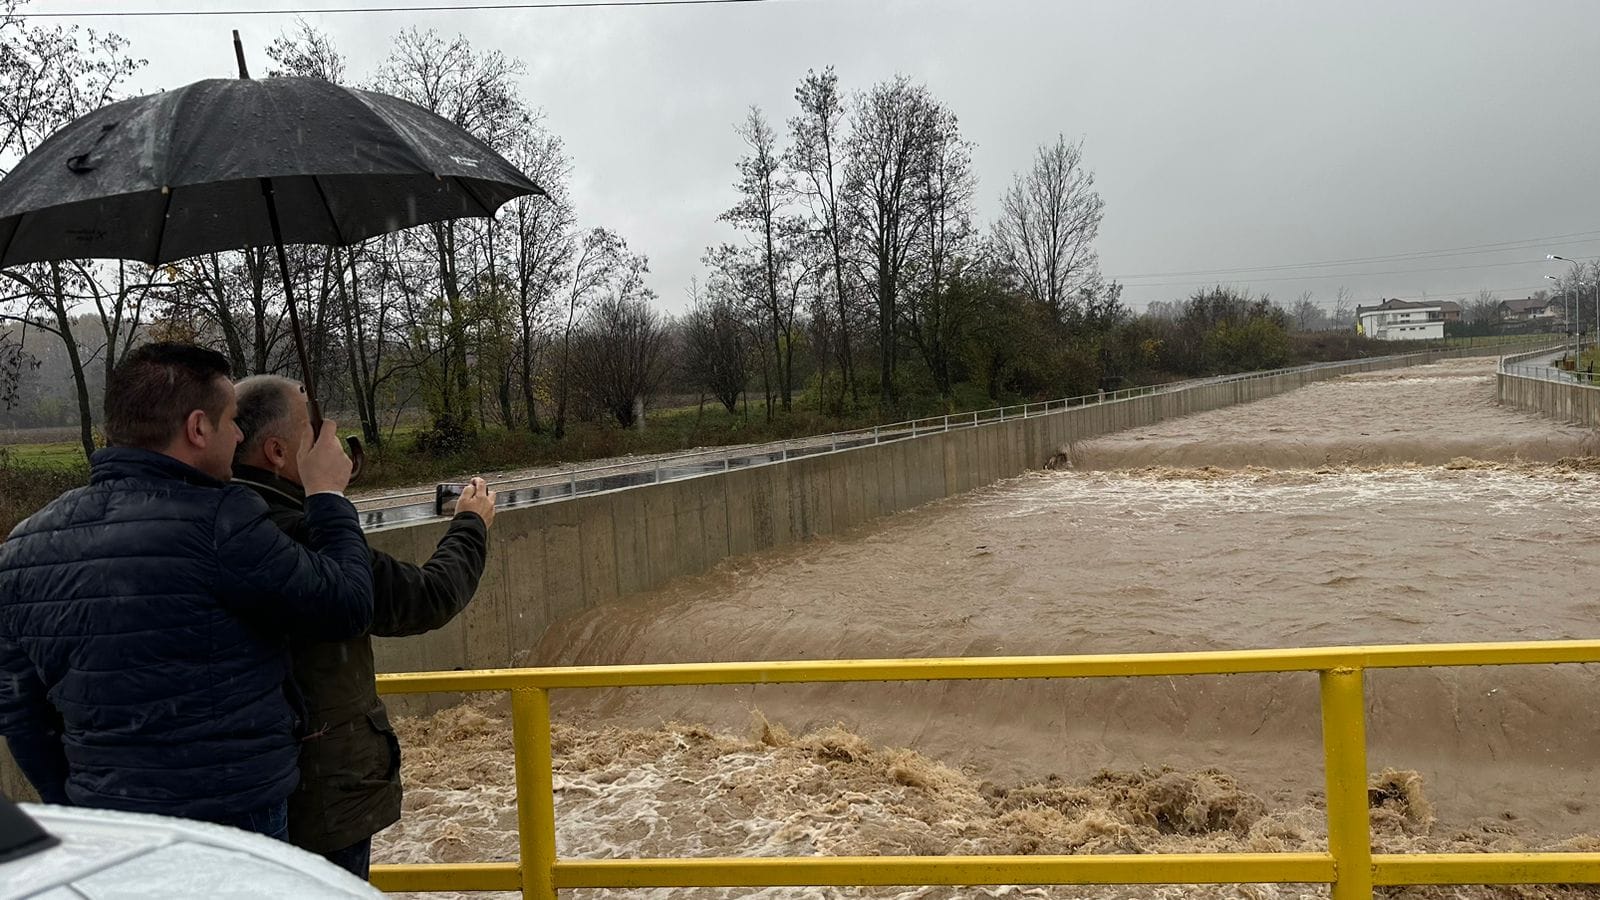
[1582,280,1598,380]
[1549,255,1586,362]
[1545,274,1568,364]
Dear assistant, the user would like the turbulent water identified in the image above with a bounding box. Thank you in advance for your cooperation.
[375,357,1600,898]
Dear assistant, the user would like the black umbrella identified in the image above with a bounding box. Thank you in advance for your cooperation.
[0,32,544,474]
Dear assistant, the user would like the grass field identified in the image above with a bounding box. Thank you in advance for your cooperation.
[4,441,92,470]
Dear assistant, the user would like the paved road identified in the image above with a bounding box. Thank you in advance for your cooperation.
[1505,347,1591,383]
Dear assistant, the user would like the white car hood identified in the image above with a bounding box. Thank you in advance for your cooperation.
[1,804,382,899]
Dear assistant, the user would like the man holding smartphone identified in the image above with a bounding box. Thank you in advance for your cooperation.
[230,375,496,878]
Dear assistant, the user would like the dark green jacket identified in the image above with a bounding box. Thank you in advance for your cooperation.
[233,465,489,853]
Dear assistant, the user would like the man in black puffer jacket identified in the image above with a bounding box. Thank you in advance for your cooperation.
[0,343,374,840]
[231,374,492,877]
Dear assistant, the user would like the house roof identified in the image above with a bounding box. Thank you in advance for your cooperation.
[1499,297,1546,313]
[1438,300,1461,312]
[1355,298,1441,315]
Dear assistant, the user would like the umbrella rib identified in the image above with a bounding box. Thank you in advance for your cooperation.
[310,175,347,246]
[456,178,497,219]
[150,186,176,266]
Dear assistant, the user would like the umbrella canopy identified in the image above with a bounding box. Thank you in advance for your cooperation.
[0,75,543,267]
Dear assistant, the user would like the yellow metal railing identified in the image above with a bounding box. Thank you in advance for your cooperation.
[369,641,1600,898]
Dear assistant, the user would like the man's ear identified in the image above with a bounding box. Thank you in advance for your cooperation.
[266,435,290,470]
[183,409,210,449]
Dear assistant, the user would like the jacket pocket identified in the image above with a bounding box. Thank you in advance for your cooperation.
[365,705,401,782]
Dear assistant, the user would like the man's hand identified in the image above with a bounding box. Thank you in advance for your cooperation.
[298,419,353,495]
[455,476,496,528]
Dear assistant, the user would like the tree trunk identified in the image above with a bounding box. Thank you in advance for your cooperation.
[554,330,572,439]
[762,220,790,412]
[436,225,473,413]
[333,249,378,444]
[831,251,856,408]
[520,332,543,435]
[877,261,895,411]
[248,249,271,375]
[49,263,96,462]
[497,361,516,429]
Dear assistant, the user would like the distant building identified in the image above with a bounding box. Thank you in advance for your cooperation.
[1437,300,1462,323]
[1498,297,1553,322]
[1354,298,1446,340]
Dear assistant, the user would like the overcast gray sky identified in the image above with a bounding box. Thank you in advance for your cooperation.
[25,0,1600,312]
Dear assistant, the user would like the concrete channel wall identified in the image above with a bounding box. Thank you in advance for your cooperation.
[1498,374,1600,426]
[0,346,1500,802]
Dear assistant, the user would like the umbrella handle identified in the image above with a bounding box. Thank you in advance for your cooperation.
[346,436,365,484]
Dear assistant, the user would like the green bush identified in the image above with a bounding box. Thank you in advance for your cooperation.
[1201,318,1292,374]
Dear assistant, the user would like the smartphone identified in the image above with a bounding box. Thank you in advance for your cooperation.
[435,482,467,517]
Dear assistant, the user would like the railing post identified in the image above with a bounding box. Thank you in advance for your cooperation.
[653,459,661,483]
[568,473,577,497]
[512,687,558,900]
[1320,667,1372,900]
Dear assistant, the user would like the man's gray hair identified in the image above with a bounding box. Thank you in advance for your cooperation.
[234,374,302,465]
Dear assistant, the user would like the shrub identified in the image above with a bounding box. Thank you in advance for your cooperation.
[411,414,478,459]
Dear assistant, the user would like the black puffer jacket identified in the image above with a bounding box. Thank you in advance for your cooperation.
[0,448,374,819]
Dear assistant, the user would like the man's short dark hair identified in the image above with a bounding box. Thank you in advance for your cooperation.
[104,342,233,450]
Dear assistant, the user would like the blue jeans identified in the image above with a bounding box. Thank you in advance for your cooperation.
[322,836,372,880]
[209,800,289,841]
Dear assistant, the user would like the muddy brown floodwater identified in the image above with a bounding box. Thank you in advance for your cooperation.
[376,357,1600,898]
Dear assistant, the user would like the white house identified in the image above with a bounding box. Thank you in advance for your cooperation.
[1355,299,1445,340]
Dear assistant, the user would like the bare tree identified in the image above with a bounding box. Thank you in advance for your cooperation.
[682,281,749,414]
[1288,291,1328,332]
[902,101,976,399]
[1331,286,1356,332]
[789,67,858,405]
[1466,289,1501,326]
[266,18,346,82]
[166,247,290,377]
[0,3,145,460]
[501,126,574,434]
[268,23,396,438]
[553,228,625,438]
[374,28,529,422]
[720,106,804,413]
[570,263,668,428]
[993,135,1105,325]
[842,76,938,410]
